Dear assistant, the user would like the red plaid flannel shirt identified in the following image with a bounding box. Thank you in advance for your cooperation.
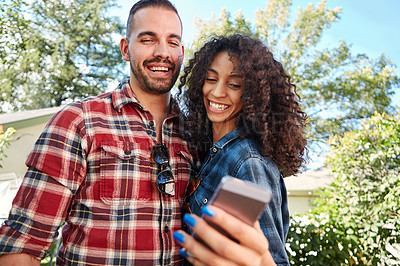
[0,79,196,265]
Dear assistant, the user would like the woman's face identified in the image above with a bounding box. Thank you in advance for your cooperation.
[202,51,244,134]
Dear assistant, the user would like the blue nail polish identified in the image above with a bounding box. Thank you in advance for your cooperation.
[183,214,196,227]
[173,231,185,244]
[201,206,215,217]
[179,248,188,258]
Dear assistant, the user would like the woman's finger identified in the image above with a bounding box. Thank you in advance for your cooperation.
[201,205,269,255]
[196,207,276,265]
[180,212,268,265]
[173,228,236,266]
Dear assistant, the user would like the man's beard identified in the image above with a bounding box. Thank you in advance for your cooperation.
[129,54,181,95]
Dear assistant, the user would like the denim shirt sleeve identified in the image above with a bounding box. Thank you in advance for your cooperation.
[235,157,290,266]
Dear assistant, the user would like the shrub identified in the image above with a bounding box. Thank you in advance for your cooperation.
[0,125,16,168]
[287,112,400,265]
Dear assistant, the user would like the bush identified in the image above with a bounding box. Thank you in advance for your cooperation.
[0,125,16,168]
[287,112,400,265]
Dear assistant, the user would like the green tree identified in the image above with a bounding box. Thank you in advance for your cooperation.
[0,0,124,112]
[0,0,30,111]
[185,0,400,143]
[286,112,400,265]
[0,126,16,168]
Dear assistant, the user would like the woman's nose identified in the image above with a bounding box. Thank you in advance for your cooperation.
[211,82,227,98]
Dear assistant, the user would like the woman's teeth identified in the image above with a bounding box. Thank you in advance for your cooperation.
[209,101,229,111]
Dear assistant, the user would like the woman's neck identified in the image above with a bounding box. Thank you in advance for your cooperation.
[212,123,236,143]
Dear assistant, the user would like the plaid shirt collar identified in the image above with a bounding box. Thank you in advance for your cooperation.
[112,79,181,119]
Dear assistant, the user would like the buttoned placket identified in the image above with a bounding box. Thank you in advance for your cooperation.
[159,117,176,266]
[133,104,174,264]
[191,145,219,208]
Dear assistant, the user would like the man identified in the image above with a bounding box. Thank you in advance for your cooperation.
[0,0,195,264]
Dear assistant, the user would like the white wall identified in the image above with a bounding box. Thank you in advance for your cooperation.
[287,193,318,215]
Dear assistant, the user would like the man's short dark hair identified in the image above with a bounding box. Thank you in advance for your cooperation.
[126,0,182,38]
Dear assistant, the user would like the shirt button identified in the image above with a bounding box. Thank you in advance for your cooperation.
[212,147,217,153]
[202,198,208,204]
[164,225,169,232]
[149,121,155,127]
[124,150,131,155]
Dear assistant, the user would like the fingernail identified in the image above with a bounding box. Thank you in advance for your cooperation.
[183,214,196,227]
[173,231,185,244]
[201,206,215,217]
[179,248,188,258]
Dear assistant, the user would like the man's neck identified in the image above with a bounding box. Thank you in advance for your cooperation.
[129,80,171,143]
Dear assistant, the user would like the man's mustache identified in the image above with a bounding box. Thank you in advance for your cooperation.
[143,58,175,71]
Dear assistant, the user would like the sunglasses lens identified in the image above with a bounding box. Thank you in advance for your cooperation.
[151,144,169,165]
[152,144,175,197]
[182,202,191,216]
[158,169,173,183]
[181,176,200,229]
[181,202,191,232]
[157,169,175,196]
[187,177,200,195]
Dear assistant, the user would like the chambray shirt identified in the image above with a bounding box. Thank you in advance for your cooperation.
[187,128,290,265]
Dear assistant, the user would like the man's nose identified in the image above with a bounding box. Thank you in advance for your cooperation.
[154,42,171,59]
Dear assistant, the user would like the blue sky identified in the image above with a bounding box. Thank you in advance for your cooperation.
[111,0,400,102]
[112,0,400,66]
[110,0,399,168]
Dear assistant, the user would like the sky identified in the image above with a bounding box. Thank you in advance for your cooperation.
[110,0,400,167]
[111,0,400,101]
[111,0,400,67]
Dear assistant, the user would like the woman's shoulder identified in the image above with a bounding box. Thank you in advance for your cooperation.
[230,139,280,184]
[225,137,275,168]
[231,137,263,158]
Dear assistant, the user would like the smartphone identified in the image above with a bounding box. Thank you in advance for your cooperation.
[196,176,272,245]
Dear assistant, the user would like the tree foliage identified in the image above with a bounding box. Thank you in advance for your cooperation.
[287,112,400,265]
[0,126,16,168]
[0,0,124,112]
[185,0,400,143]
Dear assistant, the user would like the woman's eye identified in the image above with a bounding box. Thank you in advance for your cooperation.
[205,78,217,83]
[229,84,242,89]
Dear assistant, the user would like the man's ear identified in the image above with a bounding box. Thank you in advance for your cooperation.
[181,45,185,63]
[120,38,130,62]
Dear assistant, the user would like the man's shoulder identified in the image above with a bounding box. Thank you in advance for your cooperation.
[46,91,114,127]
[66,91,114,113]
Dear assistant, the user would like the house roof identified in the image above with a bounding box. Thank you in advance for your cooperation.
[0,106,63,124]
[284,166,333,193]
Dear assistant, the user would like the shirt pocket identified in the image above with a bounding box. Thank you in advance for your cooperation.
[99,141,154,205]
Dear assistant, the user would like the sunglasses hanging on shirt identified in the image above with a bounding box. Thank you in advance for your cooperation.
[151,143,175,197]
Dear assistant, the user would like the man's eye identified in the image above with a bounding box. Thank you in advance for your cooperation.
[141,39,153,43]
[205,78,217,83]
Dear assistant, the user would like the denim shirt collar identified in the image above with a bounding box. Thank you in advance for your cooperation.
[213,127,244,150]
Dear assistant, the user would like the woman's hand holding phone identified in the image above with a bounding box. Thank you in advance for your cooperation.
[173,205,276,266]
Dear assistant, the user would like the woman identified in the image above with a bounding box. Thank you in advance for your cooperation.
[174,34,307,265]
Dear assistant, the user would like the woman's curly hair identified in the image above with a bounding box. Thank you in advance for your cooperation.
[178,34,308,176]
